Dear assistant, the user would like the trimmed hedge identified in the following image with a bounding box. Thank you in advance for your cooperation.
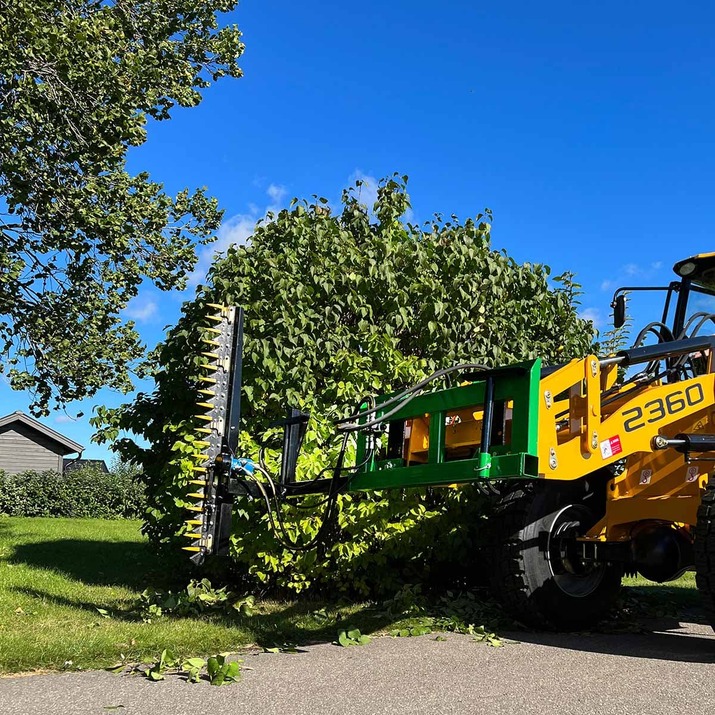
[0,467,145,519]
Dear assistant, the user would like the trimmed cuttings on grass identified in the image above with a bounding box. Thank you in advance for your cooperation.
[378,584,505,645]
[137,578,255,622]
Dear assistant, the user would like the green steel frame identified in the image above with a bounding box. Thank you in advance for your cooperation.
[349,359,542,491]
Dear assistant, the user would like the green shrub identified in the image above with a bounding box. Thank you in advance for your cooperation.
[97,175,594,597]
[0,466,145,519]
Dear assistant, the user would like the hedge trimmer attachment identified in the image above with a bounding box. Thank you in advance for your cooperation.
[182,304,244,563]
[182,304,348,564]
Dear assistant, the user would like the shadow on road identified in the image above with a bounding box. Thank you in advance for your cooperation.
[508,618,715,664]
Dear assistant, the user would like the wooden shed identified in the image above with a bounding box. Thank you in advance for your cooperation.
[0,411,83,475]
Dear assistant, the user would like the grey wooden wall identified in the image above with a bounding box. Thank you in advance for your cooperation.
[0,422,65,475]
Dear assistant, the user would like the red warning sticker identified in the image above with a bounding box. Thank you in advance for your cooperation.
[600,435,623,460]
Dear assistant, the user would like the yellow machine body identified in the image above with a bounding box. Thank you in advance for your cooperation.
[537,355,713,540]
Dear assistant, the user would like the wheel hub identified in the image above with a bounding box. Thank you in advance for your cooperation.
[546,504,606,598]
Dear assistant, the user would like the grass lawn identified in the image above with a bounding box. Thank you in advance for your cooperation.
[0,517,387,674]
[0,516,706,674]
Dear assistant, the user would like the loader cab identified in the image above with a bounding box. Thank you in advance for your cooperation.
[671,253,715,338]
[612,253,715,341]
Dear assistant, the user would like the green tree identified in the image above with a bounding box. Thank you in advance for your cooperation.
[97,175,595,596]
[0,0,243,413]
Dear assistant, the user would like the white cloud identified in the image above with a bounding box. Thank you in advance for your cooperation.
[580,307,604,330]
[266,184,287,205]
[54,413,75,424]
[349,169,379,211]
[622,261,666,279]
[600,261,666,291]
[188,183,290,288]
[213,213,258,256]
[124,297,157,322]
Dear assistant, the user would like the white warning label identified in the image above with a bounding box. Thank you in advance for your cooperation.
[686,466,699,483]
[600,436,623,460]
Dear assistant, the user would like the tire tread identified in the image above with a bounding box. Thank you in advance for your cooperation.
[695,474,715,628]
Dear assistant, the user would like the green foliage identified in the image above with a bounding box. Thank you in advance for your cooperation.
[0,0,243,413]
[206,654,242,685]
[389,623,432,637]
[381,584,504,644]
[182,657,207,683]
[0,465,145,518]
[146,648,177,681]
[130,649,241,684]
[336,628,371,647]
[137,578,255,622]
[98,174,595,598]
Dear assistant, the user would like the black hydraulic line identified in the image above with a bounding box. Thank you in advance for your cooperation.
[681,313,715,339]
[615,335,715,368]
[630,322,674,349]
[599,342,699,412]
[599,368,671,410]
[252,433,350,552]
[337,387,426,432]
[333,363,532,433]
[334,362,490,427]
[626,322,677,378]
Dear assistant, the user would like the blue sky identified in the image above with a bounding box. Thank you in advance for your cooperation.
[3,0,715,463]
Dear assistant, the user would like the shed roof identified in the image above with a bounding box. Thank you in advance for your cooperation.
[0,411,84,455]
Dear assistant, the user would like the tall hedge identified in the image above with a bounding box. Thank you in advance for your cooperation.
[96,176,594,596]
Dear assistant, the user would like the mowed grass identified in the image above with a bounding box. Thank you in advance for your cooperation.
[0,517,705,674]
[0,517,384,674]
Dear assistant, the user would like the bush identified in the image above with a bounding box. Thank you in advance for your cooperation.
[97,175,595,597]
[0,465,146,519]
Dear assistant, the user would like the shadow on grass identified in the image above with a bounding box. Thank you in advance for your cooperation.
[20,579,715,663]
[615,583,709,626]
[9,539,191,590]
[10,584,397,649]
[10,579,715,665]
[9,535,714,662]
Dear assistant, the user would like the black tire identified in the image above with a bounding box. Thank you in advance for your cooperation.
[695,473,715,630]
[488,478,623,630]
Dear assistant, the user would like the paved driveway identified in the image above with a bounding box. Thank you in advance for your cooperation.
[2,619,714,715]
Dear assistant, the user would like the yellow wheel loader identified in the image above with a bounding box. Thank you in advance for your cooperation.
[183,253,715,630]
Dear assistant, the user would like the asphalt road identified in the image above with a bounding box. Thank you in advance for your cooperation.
[2,619,715,715]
